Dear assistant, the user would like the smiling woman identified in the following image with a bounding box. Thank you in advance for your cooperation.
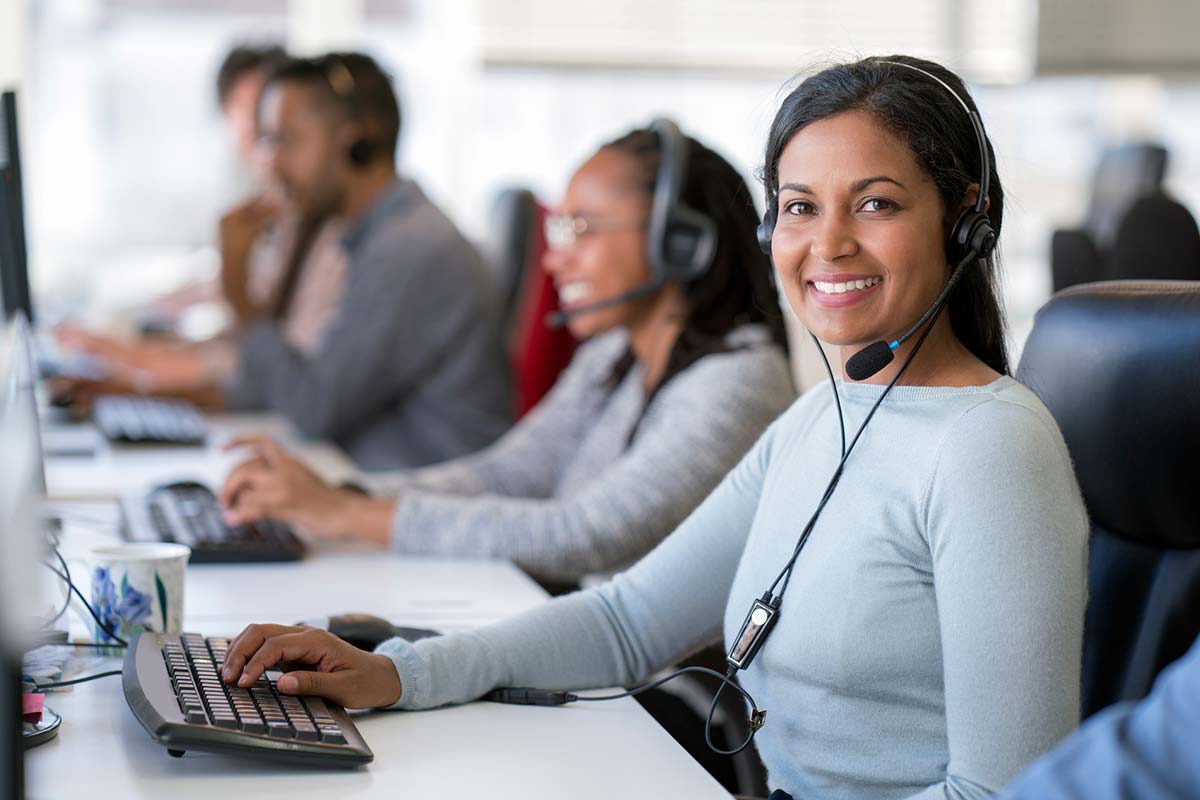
[221,57,1088,800]
[762,59,1008,388]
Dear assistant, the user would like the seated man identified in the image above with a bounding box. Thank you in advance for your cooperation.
[60,53,513,470]
[213,43,347,343]
[62,43,348,396]
[998,633,1200,799]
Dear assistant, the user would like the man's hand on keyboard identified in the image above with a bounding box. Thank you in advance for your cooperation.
[222,623,403,709]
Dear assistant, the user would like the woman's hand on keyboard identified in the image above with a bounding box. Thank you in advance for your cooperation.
[220,436,354,535]
[222,623,403,708]
[221,436,399,546]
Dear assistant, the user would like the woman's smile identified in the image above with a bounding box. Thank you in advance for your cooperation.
[806,274,884,308]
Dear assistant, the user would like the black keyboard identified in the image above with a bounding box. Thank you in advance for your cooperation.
[123,632,372,766]
[93,395,208,445]
[123,483,306,563]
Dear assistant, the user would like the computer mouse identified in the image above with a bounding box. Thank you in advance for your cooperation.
[324,613,439,651]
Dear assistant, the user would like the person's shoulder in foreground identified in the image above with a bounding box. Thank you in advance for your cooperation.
[998,633,1200,800]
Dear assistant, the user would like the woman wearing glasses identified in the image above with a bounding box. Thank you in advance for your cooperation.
[219,124,795,584]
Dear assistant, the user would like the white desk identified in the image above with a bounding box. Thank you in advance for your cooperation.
[28,417,734,800]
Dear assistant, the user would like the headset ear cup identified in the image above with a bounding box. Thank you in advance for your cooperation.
[757,221,772,256]
[348,139,372,167]
[757,208,778,292]
[660,206,717,283]
[949,210,996,262]
[970,217,997,258]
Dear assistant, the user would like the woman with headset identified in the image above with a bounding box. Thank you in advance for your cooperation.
[223,57,1088,799]
[219,121,795,585]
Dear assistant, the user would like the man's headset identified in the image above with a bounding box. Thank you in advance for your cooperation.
[318,55,375,168]
[756,58,997,381]
[494,62,1000,781]
[546,118,718,328]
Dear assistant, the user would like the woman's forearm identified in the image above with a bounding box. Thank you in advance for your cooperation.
[340,493,398,547]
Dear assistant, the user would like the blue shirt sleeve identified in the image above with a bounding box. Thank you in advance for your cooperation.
[998,633,1200,800]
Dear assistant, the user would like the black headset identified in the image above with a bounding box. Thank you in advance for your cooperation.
[647,118,718,283]
[756,60,995,267]
[319,55,374,168]
[545,118,718,328]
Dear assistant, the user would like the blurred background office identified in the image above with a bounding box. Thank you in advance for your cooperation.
[3,0,1200,380]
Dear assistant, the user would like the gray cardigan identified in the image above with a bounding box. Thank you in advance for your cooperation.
[379,376,1089,799]
[226,179,513,471]
[365,325,796,582]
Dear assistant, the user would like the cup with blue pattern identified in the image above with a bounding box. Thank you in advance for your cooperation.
[88,543,190,649]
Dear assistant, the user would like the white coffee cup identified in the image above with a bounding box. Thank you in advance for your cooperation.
[88,543,190,644]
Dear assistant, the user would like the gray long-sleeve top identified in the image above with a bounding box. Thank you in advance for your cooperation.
[365,325,796,582]
[378,376,1089,799]
[225,179,513,471]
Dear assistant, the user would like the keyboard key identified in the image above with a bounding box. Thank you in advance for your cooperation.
[319,726,346,745]
[266,721,294,738]
[302,697,335,722]
[239,717,266,735]
[293,723,319,742]
[186,708,208,724]
[252,694,281,712]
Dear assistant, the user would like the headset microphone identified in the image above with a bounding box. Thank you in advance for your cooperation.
[544,279,664,329]
[843,251,976,381]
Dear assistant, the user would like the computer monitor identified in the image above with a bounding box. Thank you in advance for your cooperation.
[0,313,48,800]
[0,90,32,323]
[1,651,21,800]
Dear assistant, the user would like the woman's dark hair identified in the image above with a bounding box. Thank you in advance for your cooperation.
[762,55,1009,375]
[601,127,789,399]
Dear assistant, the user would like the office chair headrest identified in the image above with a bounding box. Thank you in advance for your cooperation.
[1108,194,1200,282]
[1086,143,1168,250]
[1016,280,1200,549]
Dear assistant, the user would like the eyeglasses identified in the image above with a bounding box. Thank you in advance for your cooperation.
[544,214,645,250]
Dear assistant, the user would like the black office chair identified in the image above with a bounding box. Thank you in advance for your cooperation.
[1016,280,1200,718]
[1086,144,1169,250]
[1107,193,1200,282]
[1050,143,1169,292]
[484,187,539,337]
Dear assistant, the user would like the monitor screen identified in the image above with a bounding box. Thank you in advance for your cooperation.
[0,90,32,323]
